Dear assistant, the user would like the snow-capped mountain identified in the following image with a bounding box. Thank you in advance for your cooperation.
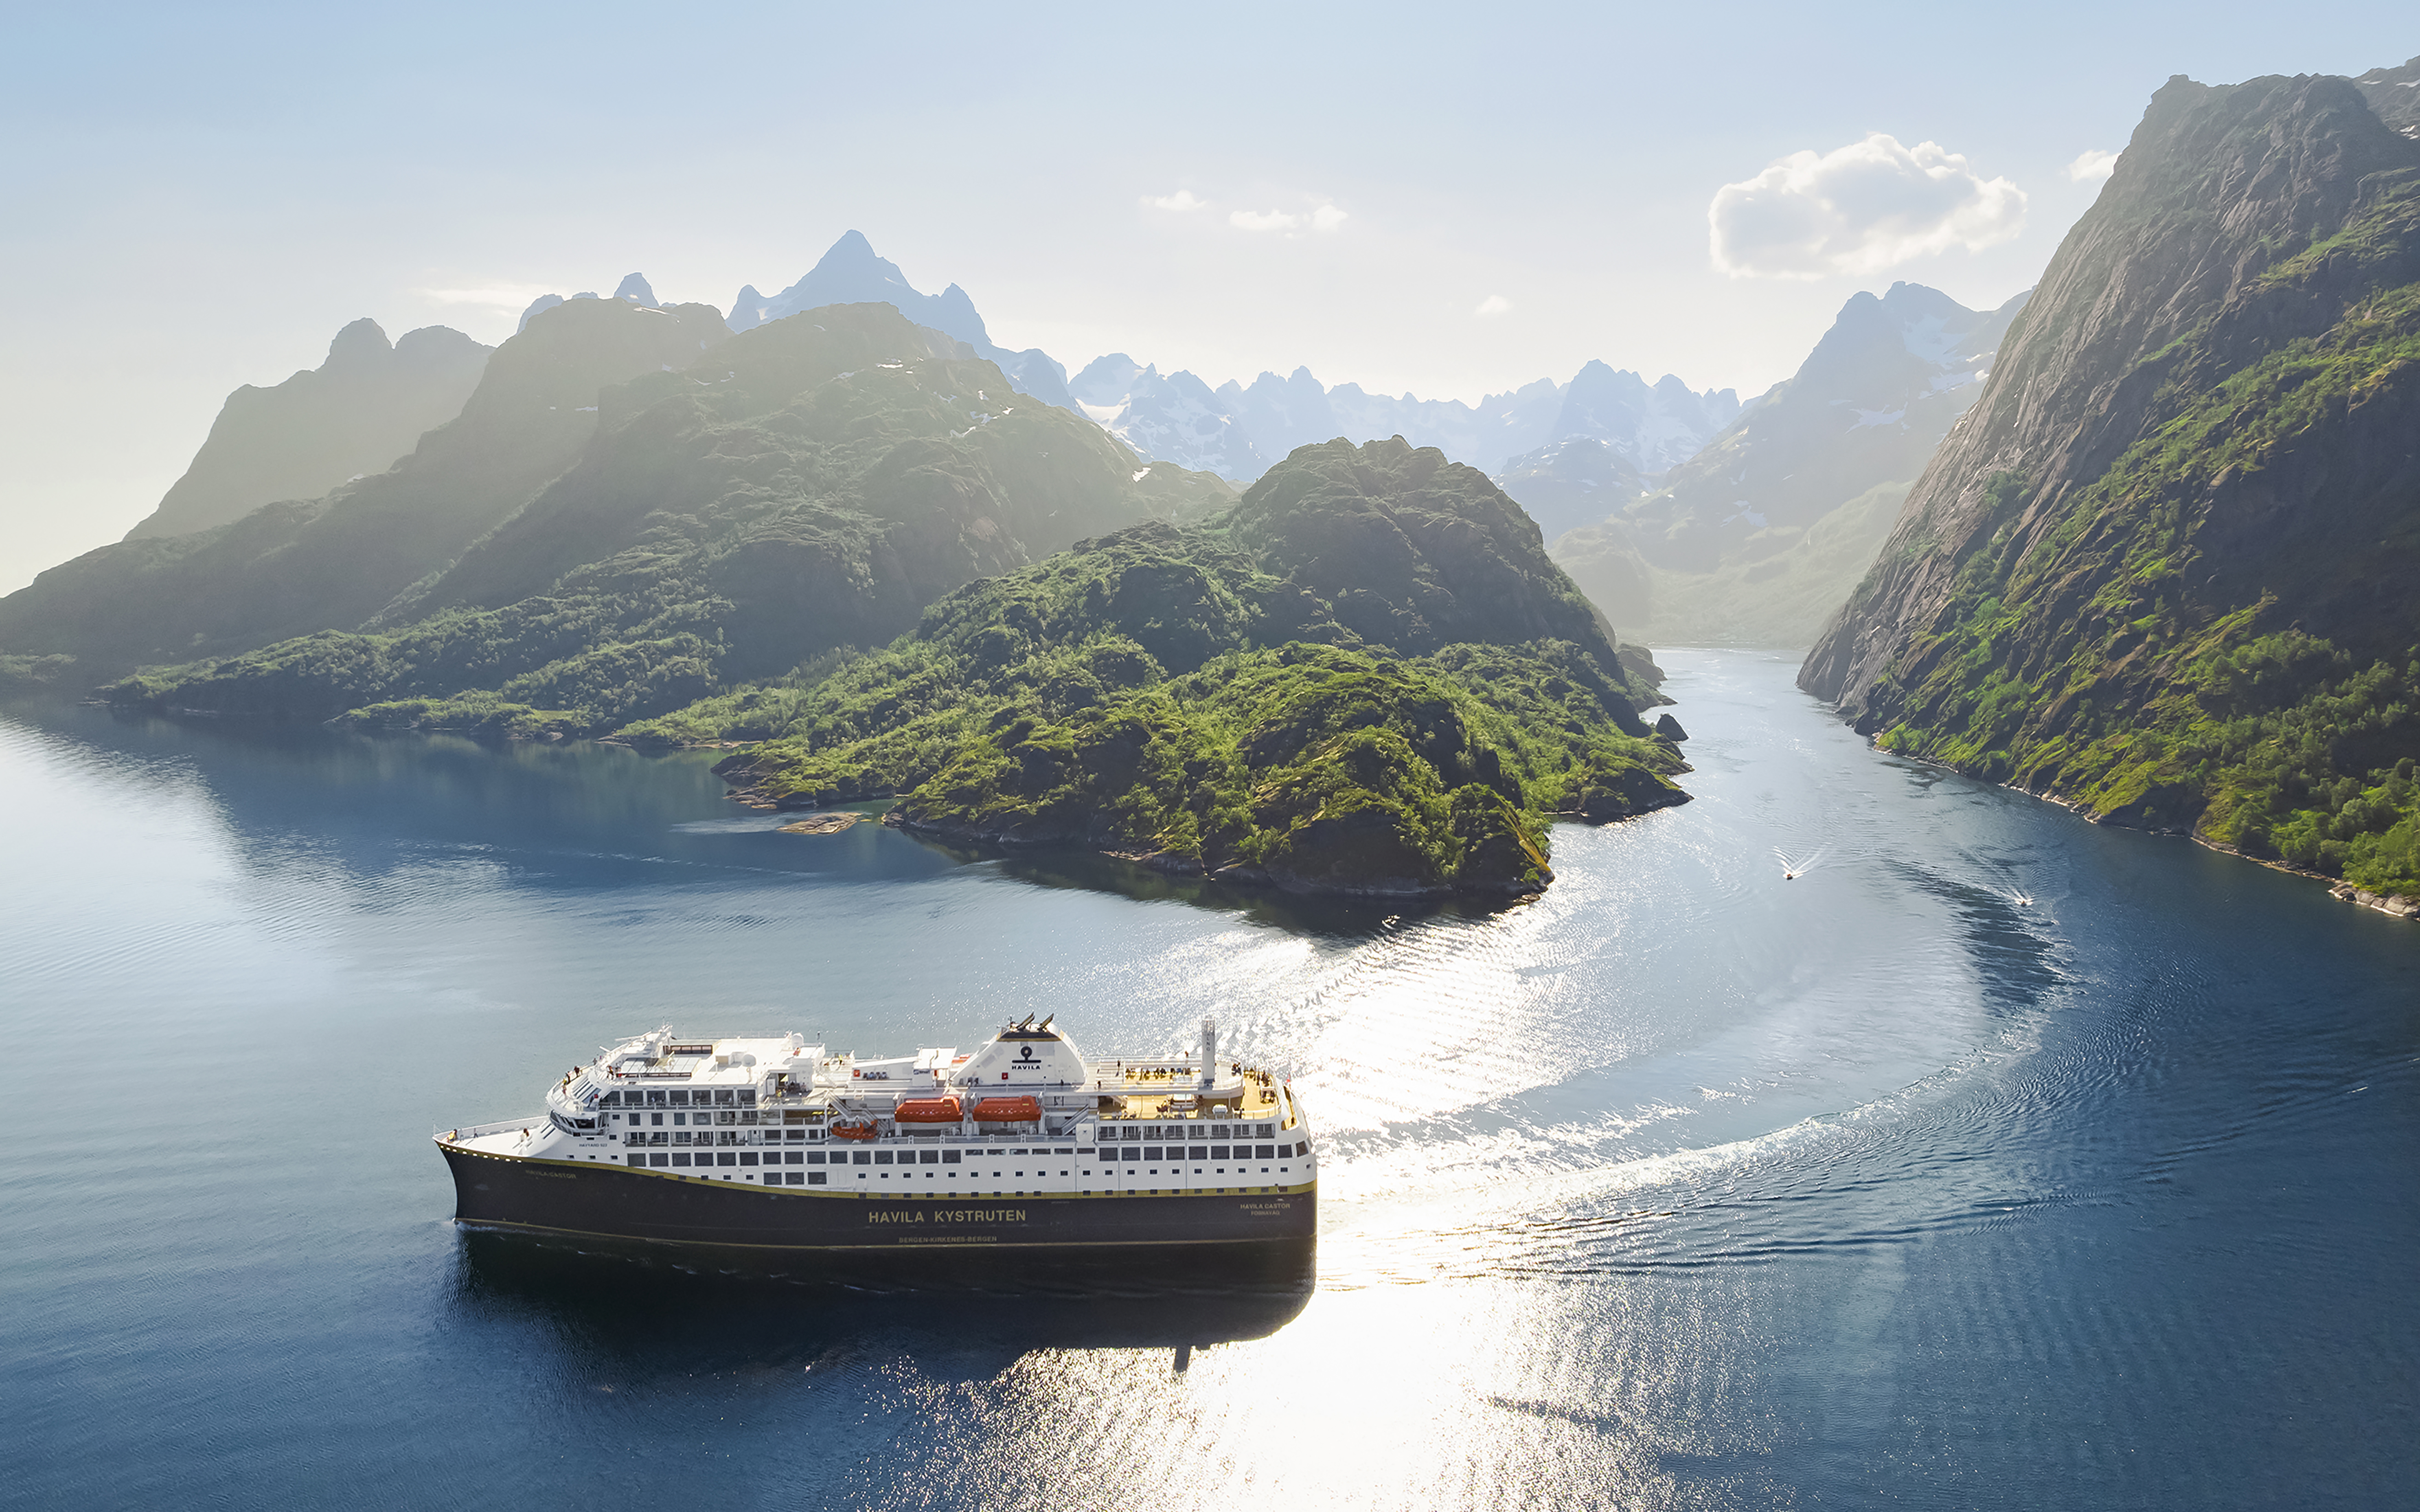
[1073,358,1736,487]
[1552,279,2032,645]
[500,234,1738,496]
[1617,280,2028,572]
[725,232,1076,411]
[1490,365,1747,537]
[1069,356,1269,480]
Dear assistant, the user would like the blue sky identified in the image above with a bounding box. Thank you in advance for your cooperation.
[2,2,2411,587]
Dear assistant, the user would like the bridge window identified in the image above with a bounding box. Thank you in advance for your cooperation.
[808,1172,827,1185]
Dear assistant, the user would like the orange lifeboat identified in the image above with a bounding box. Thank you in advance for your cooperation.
[830,1118,879,1141]
[894,1096,963,1124]
[971,1095,1041,1124]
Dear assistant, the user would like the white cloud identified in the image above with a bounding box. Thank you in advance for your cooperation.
[1142,189,1207,211]
[1707,133,2027,280]
[413,282,561,311]
[1229,201,1347,237]
[2065,148,2119,182]
[1474,294,1512,316]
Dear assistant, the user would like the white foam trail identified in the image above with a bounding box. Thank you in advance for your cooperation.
[1772,845,1827,880]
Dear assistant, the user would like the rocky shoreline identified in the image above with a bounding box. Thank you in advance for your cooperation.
[1876,741,2416,923]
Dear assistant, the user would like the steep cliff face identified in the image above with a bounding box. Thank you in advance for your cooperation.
[1800,68,2420,896]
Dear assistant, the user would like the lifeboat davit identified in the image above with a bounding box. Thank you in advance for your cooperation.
[830,1119,879,1141]
[894,1096,963,1124]
[971,1095,1042,1124]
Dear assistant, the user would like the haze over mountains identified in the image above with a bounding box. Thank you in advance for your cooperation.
[1553,281,2030,645]
[126,319,491,541]
[524,231,1745,490]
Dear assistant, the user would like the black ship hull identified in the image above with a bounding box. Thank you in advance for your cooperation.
[442,1143,1317,1252]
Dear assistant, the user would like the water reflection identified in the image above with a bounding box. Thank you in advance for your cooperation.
[452,1230,1314,1345]
[6,657,2418,1509]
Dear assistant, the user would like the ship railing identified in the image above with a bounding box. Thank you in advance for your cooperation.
[438,1117,539,1143]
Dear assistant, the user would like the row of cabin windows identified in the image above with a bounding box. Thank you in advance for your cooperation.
[1107,1122,1281,1141]
[623,1152,828,1183]
[620,1125,821,1145]
[610,1110,793,1129]
[1102,1142,1302,1161]
[599,1088,756,1108]
[619,1146,1312,1169]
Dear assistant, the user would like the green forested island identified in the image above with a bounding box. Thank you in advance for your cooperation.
[8,294,1686,900]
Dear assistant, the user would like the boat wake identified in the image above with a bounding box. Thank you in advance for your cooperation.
[1773,845,1827,881]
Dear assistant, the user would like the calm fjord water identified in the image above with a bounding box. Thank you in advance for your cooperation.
[2,650,2412,1510]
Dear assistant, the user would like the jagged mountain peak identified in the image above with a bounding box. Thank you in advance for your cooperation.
[1802,59,2420,715]
[613,273,657,306]
[730,231,993,348]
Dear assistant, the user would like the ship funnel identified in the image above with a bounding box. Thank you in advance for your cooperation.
[1199,1016,1217,1090]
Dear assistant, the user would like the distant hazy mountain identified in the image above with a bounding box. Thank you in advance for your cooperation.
[1553,280,2028,644]
[1069,356,1271,479]
[0,298,733,673]
[713,231,1736,492]
[89,304,1229,730]
[126,319,491,541]
[1490,365,1750,538]
[2353,54,2420,135]
[725,232,1077,411]
[1067,358,1736,487]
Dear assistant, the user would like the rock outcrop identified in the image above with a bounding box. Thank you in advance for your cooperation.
[1798,64,2420,899]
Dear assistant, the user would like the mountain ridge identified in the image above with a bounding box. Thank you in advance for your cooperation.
[1552,279,2027,646]
[126,318,491,542]
[1798,64,2420,899]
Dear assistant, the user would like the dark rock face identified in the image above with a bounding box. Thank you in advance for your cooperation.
[1802,70,2420,716]
[1792,63,2420,897]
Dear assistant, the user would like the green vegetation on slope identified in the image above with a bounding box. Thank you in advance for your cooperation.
[1558,481,1913,647]
[0,299,732,675]
[1864,170,2420,895]
[101,307,1228,732]
[680,454,1688,897]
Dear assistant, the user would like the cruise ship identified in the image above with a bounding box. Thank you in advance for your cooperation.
[437,1016,1316,1252]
